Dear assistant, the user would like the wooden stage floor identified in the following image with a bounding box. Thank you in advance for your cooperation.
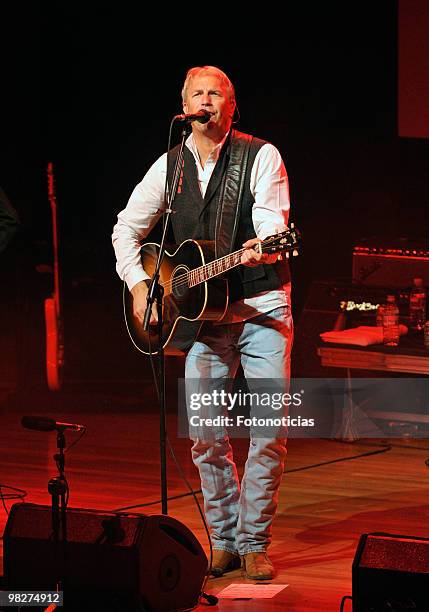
[1,404,429,611]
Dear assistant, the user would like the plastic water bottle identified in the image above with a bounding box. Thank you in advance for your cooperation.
[382,294,399,346]
[409,277,426,331]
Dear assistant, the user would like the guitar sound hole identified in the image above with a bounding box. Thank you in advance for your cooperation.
[171,265,189,300]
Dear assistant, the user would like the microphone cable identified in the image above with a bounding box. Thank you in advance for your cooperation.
[141,374,218,606]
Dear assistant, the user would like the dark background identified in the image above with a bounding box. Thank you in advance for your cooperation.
[0,2,428,400]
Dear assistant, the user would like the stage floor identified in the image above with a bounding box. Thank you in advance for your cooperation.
[1,406,429,611]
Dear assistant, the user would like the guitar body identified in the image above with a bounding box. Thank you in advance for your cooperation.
[123,226,301,356]
[124,240,229,355]
[44,297,63,391]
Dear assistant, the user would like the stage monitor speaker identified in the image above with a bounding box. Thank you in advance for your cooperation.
[352,532,429,611]
[3,503,208,612]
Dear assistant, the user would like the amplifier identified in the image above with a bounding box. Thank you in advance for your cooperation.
[352,241,429,287]
[292,280,412,378]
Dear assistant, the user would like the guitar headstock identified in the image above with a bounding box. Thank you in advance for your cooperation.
[261,224,302,258]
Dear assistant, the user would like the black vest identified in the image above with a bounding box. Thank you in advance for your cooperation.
[166,130,290,303]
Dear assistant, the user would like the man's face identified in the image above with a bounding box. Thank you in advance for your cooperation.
[183,73,235,136]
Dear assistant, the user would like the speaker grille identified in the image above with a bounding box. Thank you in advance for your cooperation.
[5,503,141,546]
[353,532,429,612]
[359,534,429,574]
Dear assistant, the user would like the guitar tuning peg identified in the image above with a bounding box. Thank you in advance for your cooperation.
[292,249,299,257]
[290,222,295,229]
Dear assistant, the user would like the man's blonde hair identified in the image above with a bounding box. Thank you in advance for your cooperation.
[181,66,236,103]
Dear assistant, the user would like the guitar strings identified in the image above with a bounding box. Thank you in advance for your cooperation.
[159,239,290,293]
[159,247,246,292]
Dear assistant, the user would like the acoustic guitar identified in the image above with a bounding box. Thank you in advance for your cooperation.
[45,162,64,390]
[124,226,301,355]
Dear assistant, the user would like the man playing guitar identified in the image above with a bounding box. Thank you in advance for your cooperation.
[112,66,294,580]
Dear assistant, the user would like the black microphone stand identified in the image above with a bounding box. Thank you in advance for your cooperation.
[143,120,189,515]
[47,428,69,594]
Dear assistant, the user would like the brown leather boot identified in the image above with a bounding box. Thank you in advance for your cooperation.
[210,549,241,577]
[241,552,275,580]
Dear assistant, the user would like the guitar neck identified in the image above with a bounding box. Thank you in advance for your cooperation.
[47,162,61,317]
[188,247,248,287]
[160,227,299,293]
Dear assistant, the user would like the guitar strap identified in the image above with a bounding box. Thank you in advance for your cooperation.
[214,130,253,259]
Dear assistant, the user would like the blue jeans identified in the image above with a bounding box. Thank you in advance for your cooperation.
[185,305,293,554]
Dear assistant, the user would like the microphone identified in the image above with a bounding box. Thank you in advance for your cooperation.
[173,110,211,124]
[21,415,86,432]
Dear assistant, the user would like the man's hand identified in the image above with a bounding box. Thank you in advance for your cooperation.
[241,238,278,267]
[130,280,158,326]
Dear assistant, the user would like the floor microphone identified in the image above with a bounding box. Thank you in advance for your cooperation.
[21,415,86,432]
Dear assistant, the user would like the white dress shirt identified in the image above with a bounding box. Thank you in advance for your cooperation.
[112,132,291,323]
